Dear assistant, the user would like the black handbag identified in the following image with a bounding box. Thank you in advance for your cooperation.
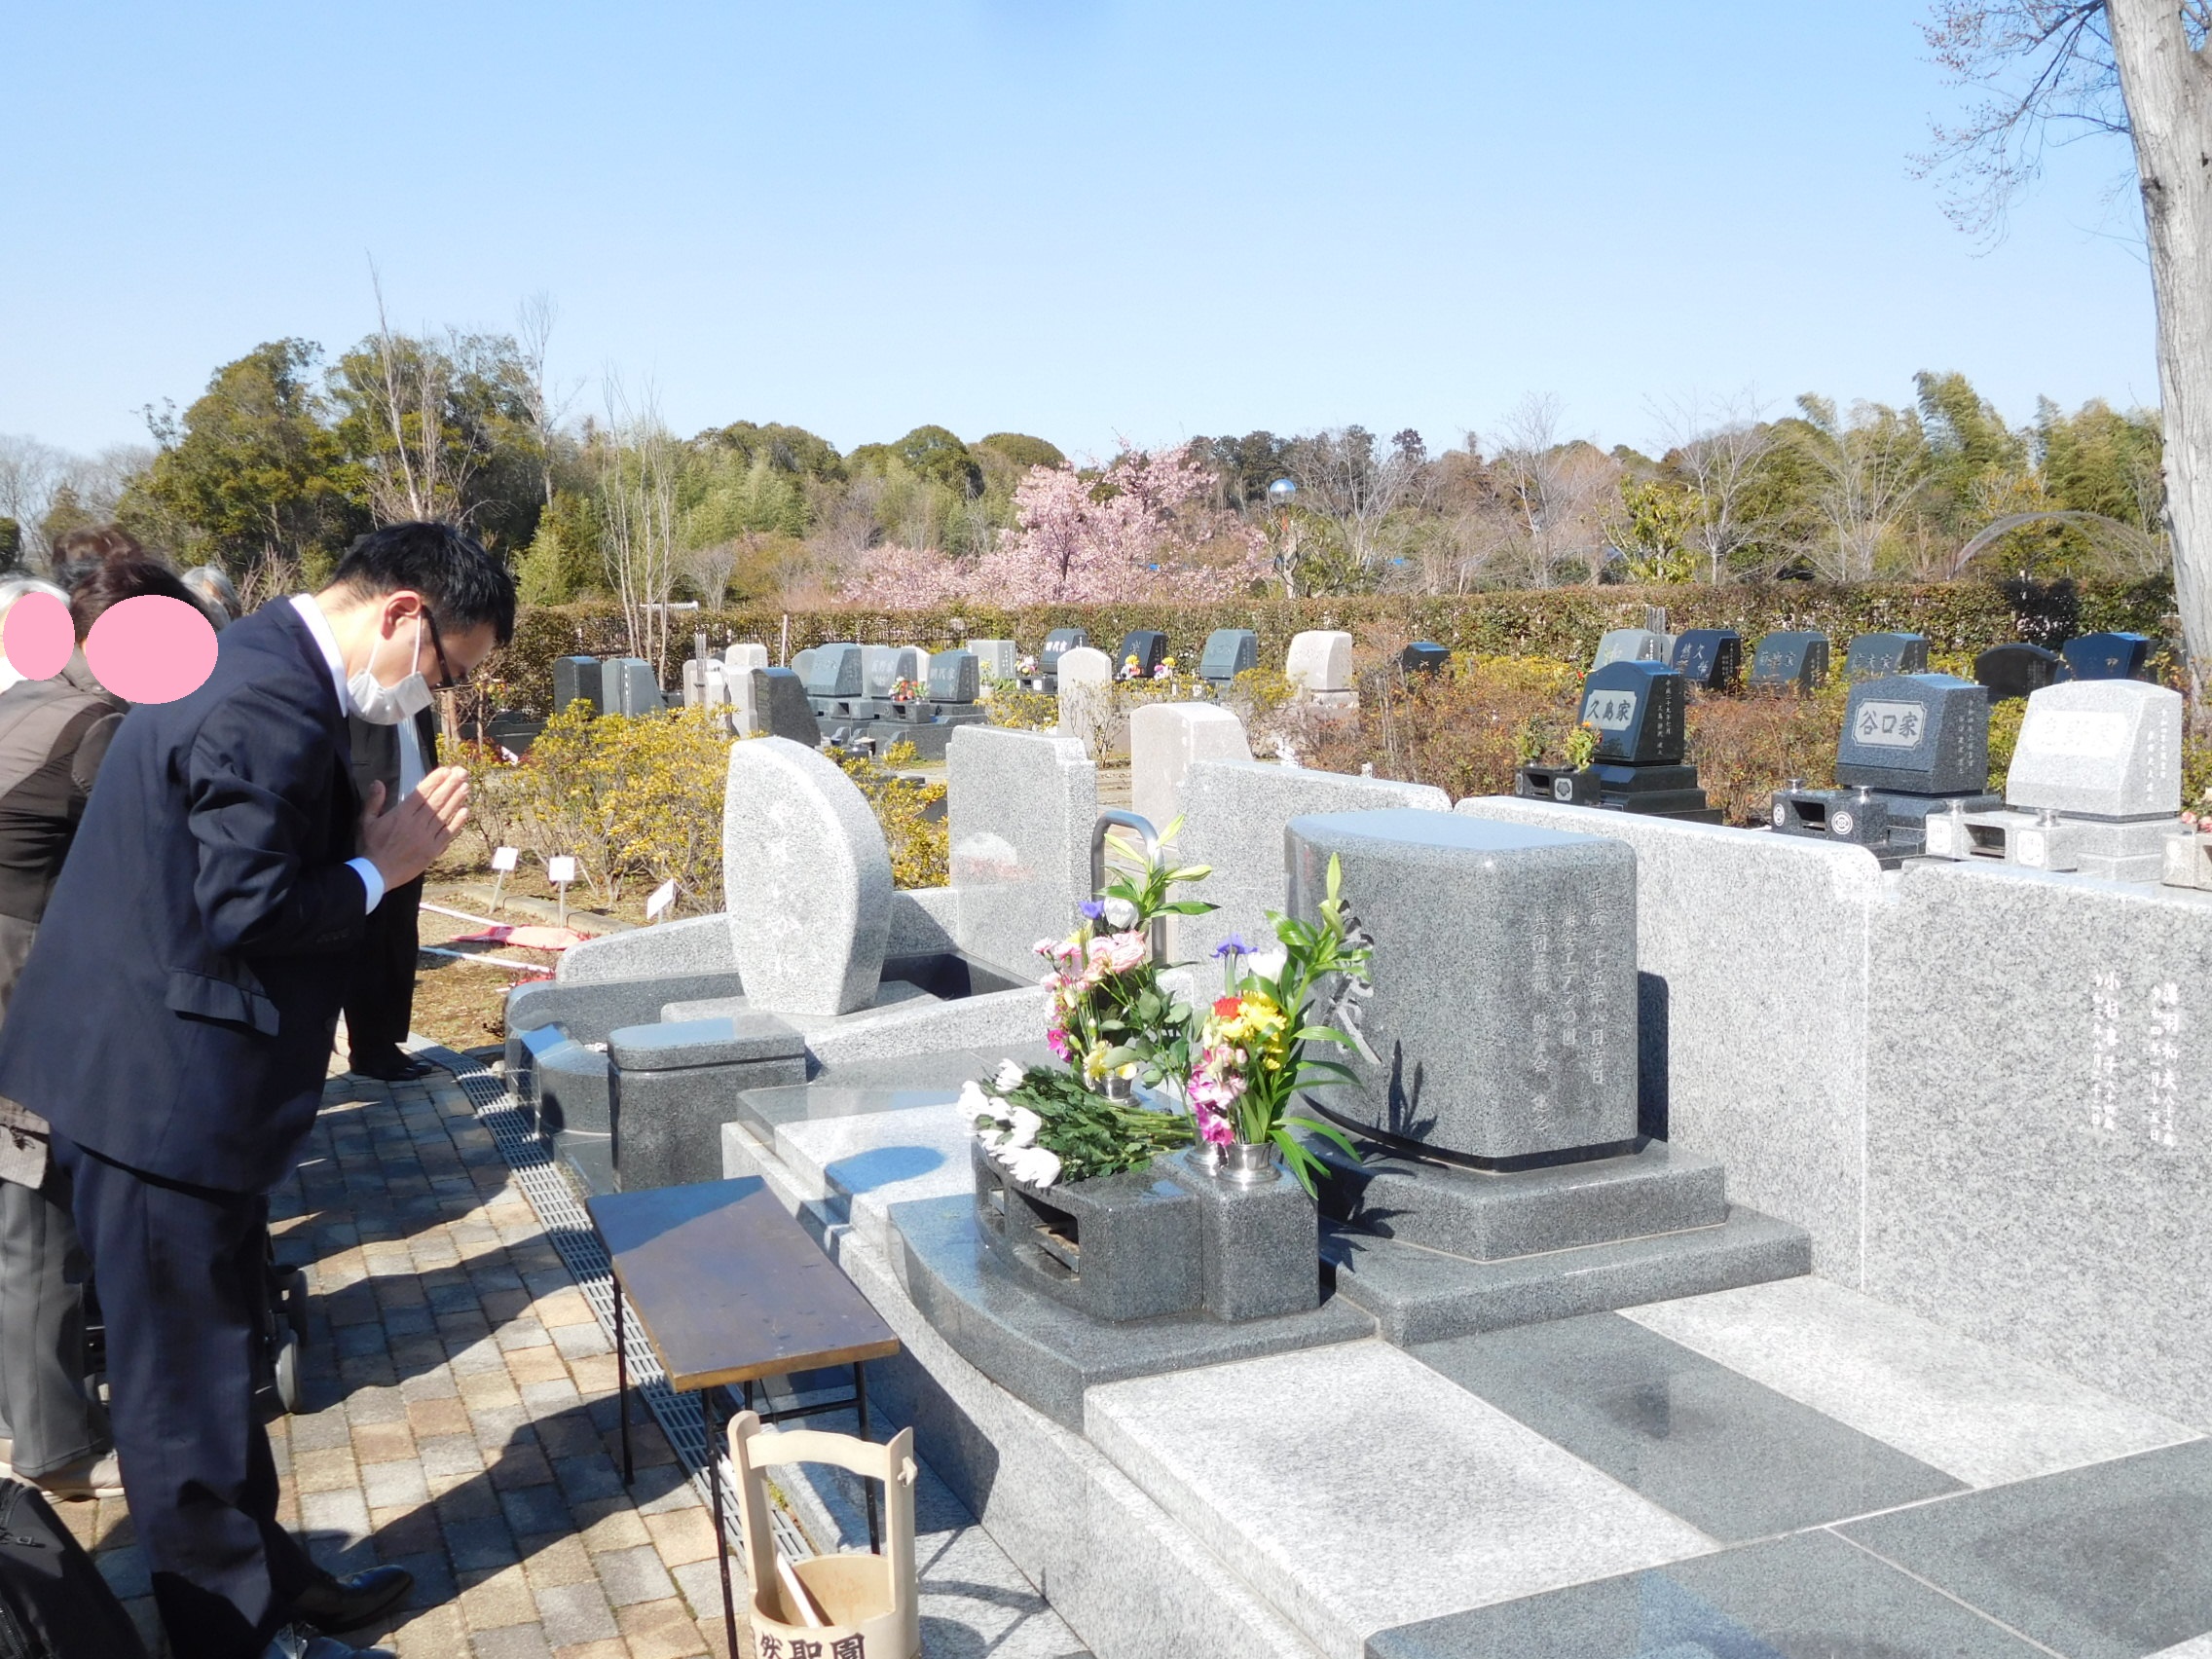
[0,1477,148,1659]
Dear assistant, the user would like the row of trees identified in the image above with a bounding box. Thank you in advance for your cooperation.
[0,330,2167,638]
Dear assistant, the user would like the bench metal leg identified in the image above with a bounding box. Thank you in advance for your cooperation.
[615,1286,631,1486]
[857,1361,880,1552]
[707,1387,738,1659]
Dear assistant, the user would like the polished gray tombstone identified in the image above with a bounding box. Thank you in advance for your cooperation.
[1844,631,1930,679]
[600,656,664,716]
[759,667,822,746]
[1286,810,1639,1167]
[805,642,866,699]
[1198,628,1259,684]
[967,638,1017,682]
[553,654,602,715]
[1771,674,2000,860]
[1592,628,1671,669]
[1749,630,1829,691]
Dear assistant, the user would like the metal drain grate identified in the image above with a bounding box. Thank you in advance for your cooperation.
[441,1051,812,1562]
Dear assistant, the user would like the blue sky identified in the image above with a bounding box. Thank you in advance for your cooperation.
[0,0,2157,463]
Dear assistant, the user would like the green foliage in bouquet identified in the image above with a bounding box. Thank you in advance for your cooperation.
[976,1065,1195,1186]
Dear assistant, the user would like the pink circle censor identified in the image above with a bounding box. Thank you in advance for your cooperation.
[85,596,219,705]
[1,592,73,682]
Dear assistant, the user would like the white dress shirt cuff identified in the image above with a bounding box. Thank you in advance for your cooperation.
[349,857,387,913]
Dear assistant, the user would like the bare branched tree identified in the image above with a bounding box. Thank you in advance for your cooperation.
[1288,426,1432,579]
[682,539,739,608]
[1651,391,1781,584]
[599,382,682,674]
[1486,396,1622,586]
[1794,396,1930,581]
[359,268,473,525]
[0,434,64,563]
[514,291,577,509]
[1920,1,2212,684]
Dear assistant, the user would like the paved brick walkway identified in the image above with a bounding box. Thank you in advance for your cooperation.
[63,1058,744,1659]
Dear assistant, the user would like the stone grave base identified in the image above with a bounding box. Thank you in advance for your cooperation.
[710,1050,2203,1659]
[1771,787,2004,864]
[1927,807,2184,881]
[1309,1133,1810,1345]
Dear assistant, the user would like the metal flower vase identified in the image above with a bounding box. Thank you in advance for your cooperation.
[1219,1140,1280,1186]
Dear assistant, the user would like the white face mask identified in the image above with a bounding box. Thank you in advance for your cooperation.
[348,615,434,725]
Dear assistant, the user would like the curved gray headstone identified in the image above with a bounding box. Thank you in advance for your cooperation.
[723,736,892,1014]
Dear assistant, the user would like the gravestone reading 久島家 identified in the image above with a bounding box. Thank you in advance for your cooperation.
[1770,674,1999,862]
[1516,660,1719,822]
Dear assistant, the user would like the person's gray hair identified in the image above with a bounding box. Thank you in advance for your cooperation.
[180,565,240,628]
[0,577,69,614]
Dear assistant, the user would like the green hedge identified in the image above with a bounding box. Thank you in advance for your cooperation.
[482,578,2179,716]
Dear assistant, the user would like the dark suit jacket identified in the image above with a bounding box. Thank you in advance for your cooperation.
[347,705,440,830]
[0,602,369,1194]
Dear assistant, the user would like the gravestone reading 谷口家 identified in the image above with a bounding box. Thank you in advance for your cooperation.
[1770,674,1999,861]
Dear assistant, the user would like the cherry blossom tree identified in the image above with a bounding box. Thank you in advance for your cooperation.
[841,444,1266,608]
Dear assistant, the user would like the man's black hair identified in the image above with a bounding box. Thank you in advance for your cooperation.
[330,521,517,645]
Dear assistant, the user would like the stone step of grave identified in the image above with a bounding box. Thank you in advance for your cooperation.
[1310,1138,1729,1262]
[1321,1204,1809,1346]
[888,1192,1377,1432]
[1925,807,2184,881]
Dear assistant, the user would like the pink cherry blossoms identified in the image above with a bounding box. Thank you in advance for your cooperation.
[840,445,1268,608]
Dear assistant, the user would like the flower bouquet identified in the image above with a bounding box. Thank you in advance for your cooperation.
[968,824,1214,1190]
[1188,853,1374,1195]
[963,1061,1193,1191]
[1034,827,1213,1094]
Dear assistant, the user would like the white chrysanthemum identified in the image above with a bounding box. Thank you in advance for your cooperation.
[1007,1146,1062,1188]
[1005,1106,1043,1148]
[956,1079,992,1117]
[994,1058,1027,1092]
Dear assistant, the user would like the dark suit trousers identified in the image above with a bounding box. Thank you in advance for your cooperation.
[343,875,424,1057]
[54,1134,313,1659]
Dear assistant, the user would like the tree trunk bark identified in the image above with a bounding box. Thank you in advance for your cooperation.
[2109,0,2212,695]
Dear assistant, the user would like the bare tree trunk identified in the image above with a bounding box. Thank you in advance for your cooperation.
[2110,0,2212,691]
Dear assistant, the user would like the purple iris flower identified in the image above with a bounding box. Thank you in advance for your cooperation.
[1212,935,1252,959]
[1079,900,1107,921]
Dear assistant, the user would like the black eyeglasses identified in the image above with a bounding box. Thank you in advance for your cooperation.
[423,611,468,691]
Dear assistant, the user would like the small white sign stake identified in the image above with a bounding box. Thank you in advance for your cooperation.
[645,879,677,923]
[489,845,519,912]
[547,855,578,928]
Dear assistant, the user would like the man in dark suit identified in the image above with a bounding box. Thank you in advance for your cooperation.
[0,523,513,1659]
[343,702,442,1082]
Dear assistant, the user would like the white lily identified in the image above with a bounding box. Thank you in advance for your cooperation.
[1102,896,1139,929]
[1246,946,1288,982]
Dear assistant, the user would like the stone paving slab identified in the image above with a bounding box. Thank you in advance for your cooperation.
[63,1054,739,1658]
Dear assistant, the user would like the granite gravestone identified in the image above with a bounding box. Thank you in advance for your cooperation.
[726,643,771,675]
[968,639,1018,682]
[1052,645,1116,756]
[866,649,986,759]
[1401,642,1450,676]
[926,649,979,704]
[1671,628,1742,691]
[805,644,866,700]
[1285,630,1355,700]
[1749,631,1829,692]
[1770,675,1998,860]
[1198,628,1259,685]
[758,668,822,746]
[553,655,603,715]
[729,665,770,737]
[1516,662,1717,821]
[721,736,892,1015]
[1116,629,1168,679]
[2061,632,2152,682]
[790,647,818,686]
[1039,628,1088,684]
[1925,680,2185,879]
[1973,643,2067,702]
[1129,703,1251,846]
[601,658,664,716]
[1285,810,1638,1167]
[1592,629,1671,670]
[1843,632,1929,679]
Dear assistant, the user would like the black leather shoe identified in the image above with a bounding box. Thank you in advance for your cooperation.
[350,1051,434,1082]
[288,1566,414,1634]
